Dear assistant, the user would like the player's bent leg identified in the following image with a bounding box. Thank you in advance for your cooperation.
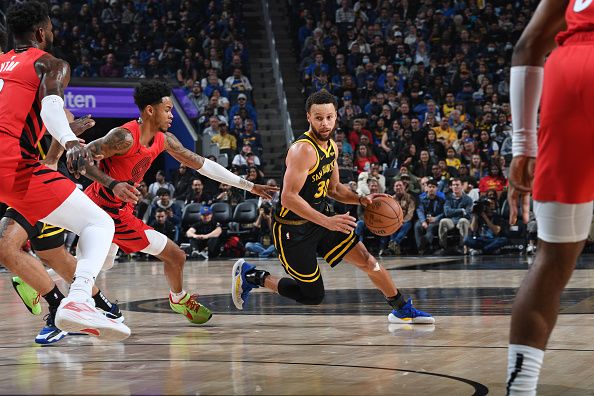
[41,189,129,341]
[149,232,212,324]
[507,201,592,395]
[343,242,435,324]
[36,246,124,323]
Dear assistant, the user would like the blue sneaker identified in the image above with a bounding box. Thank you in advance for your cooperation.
[231,259,258,310]
[100,301,125,323]
[35,307,68,345]
[388,298,435,324]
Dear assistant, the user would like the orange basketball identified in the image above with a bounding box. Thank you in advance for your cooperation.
[363,196,404,236]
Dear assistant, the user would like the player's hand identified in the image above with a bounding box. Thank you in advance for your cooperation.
[65,140,92,178]
[251,183,279,200]
[359,193,391,207]
[112,182,140,204]
[508,155,535,225]
[69,114,95,136]
[324,213,357,234]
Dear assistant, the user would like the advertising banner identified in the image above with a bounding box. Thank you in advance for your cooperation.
[64,87,139,118]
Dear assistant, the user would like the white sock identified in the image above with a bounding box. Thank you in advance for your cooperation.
[170,290,187,303]
[41,189,115,302]
[506,344,544,396]
[69,276,95,302]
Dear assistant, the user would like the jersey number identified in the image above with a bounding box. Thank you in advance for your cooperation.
[314,180,330,199]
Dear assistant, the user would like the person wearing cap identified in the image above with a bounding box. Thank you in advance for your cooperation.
[211,117,237,159]
[186,206,222,260]
[229,92,258,126]
[338,91,362,119]
[414,178,446,254]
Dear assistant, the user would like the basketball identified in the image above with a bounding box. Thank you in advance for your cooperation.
[363,196,404,236]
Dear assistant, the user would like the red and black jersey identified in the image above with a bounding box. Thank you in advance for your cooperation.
[0,48,47,165]
[86,120,165,212]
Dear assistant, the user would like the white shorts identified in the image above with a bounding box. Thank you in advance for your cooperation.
[534,201,593,243]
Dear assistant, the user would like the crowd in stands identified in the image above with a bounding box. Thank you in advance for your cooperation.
[47,0,263,173]
[289,0,538,255]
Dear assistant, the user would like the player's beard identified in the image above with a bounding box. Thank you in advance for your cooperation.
[310,123,335,142]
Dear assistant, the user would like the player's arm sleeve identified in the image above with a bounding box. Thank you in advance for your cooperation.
[510,66,543,157]
[164,132,254,191]
[40,95,77,147]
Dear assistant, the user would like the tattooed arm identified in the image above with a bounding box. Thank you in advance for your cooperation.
[163,132,278,199]
[82,127,138,203]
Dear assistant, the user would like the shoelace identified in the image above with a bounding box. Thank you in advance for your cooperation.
[184,294,202,312]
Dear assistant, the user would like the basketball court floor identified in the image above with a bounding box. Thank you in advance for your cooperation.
[1,253,593,395]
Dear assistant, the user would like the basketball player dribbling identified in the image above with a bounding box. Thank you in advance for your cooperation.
[231,91,434,324]
[82,79,278,324]
[506,0,594,394]
[0,1,135,341]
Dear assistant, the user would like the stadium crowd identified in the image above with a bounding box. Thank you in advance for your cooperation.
[289,0,538,255]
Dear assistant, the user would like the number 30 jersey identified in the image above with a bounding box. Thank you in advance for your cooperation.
[0,48,48,165]
[276,131,336,222]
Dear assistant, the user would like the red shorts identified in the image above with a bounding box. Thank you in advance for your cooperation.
[85,189,153,254]
[0,162,76,225]
[536,43,594,203]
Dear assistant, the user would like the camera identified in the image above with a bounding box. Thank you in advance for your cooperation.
[472,198,489,215]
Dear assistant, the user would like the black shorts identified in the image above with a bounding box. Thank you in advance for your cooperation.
[272,220,358,283]
[3,208,65,252]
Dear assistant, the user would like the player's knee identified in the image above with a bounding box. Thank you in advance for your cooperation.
[302,290,325,305]
[91,209,115,234]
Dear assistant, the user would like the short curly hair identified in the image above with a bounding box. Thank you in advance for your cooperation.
[133,80,171,111]
[7,1,49,38]
[305,90,337,113]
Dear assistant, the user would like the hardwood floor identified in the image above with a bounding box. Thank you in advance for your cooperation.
[1,253,593,395]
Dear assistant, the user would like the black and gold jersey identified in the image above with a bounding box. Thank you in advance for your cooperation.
[276,131,336,222]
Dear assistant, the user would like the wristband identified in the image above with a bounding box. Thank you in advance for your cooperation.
[108,180,120,190]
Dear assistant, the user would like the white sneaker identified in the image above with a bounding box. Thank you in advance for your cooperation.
[199,250,209,260]
[470,249,482,256]
[55,298,131,341]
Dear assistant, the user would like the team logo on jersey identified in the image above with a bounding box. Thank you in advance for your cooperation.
[131,157,151,183]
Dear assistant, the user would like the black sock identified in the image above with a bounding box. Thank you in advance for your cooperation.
[43,285,65,308]
[386,291,405,310]
[92,289,113,312]
[245,269,270,287]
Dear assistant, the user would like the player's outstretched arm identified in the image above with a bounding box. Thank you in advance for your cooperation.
[163,132,278,199]
[36,55,90,177]
[43,111,96,170]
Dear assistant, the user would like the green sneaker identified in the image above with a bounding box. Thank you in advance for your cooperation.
[169,293,212,324]
[12,276,42,315]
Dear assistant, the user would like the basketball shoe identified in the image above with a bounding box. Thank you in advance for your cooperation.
[35,305,68,344]
[388,298,435,324]
[100,301,125,323]
[12,276,41,315]
[169,293,212,324]
[55,298,131,341]
[231,259,259,310]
